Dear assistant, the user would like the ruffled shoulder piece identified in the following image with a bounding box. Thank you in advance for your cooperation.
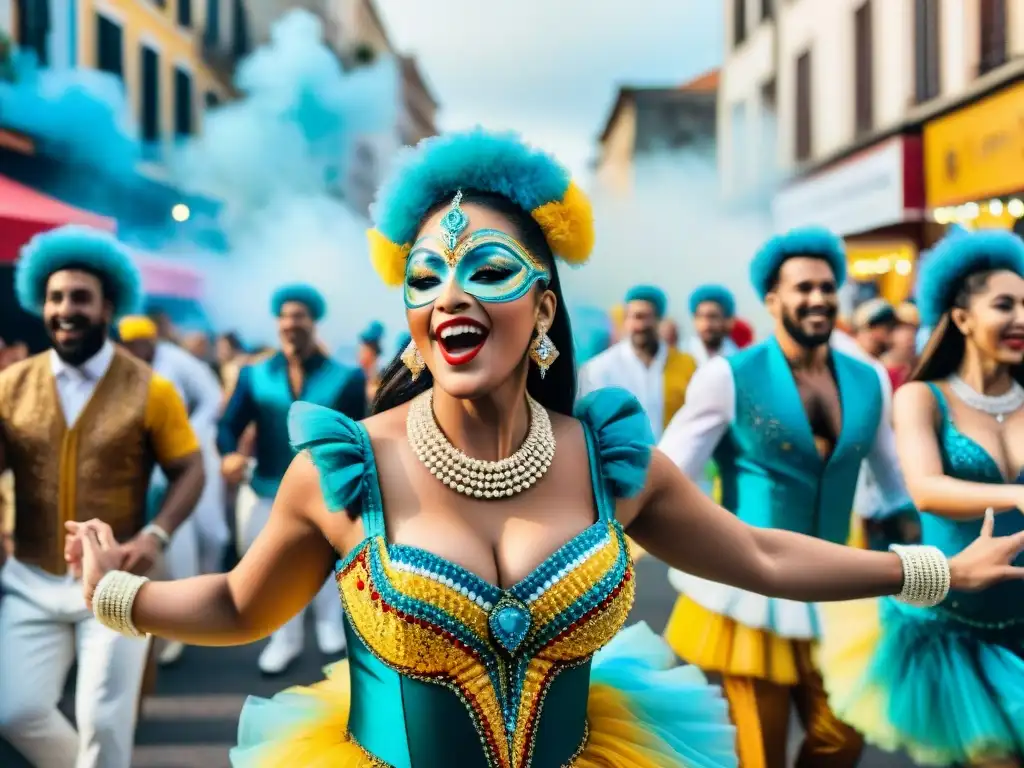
[574,387,654,499]
[288,402,369,513]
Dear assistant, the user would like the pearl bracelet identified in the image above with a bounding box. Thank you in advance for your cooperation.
[93,570,149,638]
[889,544,951,607]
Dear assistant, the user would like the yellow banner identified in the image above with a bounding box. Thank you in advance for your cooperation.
[924,81,1024,207]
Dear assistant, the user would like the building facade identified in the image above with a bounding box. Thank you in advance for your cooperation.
[3,0,250,151]
[595,72,718,195]
[247,0,438,216]
[720,0,1024,305]
[588,71,771,328]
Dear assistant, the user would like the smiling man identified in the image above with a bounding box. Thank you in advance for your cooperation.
[579,284,697,440]
[0,225,204,768]
[217,283,366,675]
[658,227,912,768]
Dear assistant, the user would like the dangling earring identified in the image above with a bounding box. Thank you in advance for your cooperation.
[401,341,426,381]
[529,325,559,379]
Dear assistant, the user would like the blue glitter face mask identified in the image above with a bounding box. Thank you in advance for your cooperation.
[403,191,551,309]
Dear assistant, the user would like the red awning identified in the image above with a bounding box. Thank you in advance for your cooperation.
[0,174,116,264]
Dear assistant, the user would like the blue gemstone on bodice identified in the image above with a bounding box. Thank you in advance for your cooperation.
[489,596,532,654]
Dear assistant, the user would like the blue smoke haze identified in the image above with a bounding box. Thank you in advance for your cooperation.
[562,142,777,339]
[2,10,406,351]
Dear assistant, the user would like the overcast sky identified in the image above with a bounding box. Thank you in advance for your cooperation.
[374,0,724,177]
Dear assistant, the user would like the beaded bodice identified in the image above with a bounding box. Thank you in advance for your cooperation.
[919,382,1024,629]
[289,388,653,768]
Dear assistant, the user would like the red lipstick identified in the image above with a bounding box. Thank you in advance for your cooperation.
[434,317,489,367]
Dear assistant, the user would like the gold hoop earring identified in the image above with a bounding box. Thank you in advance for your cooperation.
[401,341,425,381]
[529,326,559,379]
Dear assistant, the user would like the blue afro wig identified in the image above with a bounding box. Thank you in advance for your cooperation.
[917,228,1024,327]
[688,284,736,318]
[624,285,668,318]
[15,225,142,318]
[271,283,326,322]
[372,128,571,249]
[359,320,385,346]
[750,226,847,299]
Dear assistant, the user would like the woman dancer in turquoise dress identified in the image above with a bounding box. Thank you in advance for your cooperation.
[65,131,1024,768]
[819,227,1024,767]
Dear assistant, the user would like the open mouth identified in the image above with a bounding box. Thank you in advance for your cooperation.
[1003,330,1024,351]
[435,318,490,366]
[53,319,86,344]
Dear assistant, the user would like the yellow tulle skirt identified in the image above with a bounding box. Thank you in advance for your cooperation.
[664,596,803,685]
[241,664,696,767]
[232,623,738,767]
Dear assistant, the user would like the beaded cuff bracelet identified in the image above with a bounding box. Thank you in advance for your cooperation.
[890,544,950,607]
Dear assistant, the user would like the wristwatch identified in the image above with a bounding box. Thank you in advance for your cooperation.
[141,523,171,551]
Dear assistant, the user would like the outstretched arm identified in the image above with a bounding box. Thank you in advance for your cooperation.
[626,449,1024,600]
[70,455,339,646]
[894,382,1022,519]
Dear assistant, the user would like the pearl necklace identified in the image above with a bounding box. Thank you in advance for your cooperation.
[947,374,1024,423]
[407,391,555,499]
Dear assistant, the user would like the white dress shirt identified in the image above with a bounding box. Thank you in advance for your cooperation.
[685,335,738,367]
[50,341,115,426]
[578,340,670,439]
[152,342,222,443]
[830,330,896,519]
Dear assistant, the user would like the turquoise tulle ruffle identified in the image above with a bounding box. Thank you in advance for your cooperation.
[848,599,1024,764]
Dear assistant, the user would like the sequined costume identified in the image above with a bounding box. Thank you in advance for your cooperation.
[231,388,737,767]
[818,382,1024,765]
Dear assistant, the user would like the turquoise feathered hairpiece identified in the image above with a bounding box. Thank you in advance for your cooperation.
[624,285,667,317]
[15,224,142,318]
[367,129,594,286]
[359,320,385,345]
[688,284,736,318]
[271,283,327,322]
[918,228,1024,327]
[749,226,846,299]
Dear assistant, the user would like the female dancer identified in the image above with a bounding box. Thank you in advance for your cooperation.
[66,132,1024,768]
[819,228,1024,767]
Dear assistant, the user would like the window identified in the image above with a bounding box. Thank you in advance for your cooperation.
[979,0,1007,75]
[15,0,50,66]
[913,0,941,103]
[174,67,194,137]
[205,91,220,108]
[178,0,192,28]
[761,0,773,21]
[733,0,747,47]
[232,0,251,58]
[794,50,812,161]
[140,45,160,142]
[95,13,123,80]
[761,77,776,113]
[854,1,874,135]
[205,0,221,44]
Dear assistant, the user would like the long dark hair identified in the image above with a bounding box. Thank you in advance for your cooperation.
[913,269,1024,385]
[372,190,578,416]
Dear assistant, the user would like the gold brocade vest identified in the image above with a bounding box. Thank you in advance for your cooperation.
[0,349,155,575]
[662,347,698,429]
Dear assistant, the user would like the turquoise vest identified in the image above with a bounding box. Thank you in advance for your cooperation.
[216,353,366,498]
[715,338,882,544]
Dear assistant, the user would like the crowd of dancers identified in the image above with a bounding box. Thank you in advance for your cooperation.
[0,128,1023,768]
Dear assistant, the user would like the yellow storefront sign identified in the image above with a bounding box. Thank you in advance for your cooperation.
[847,240,916,304]
[924,81,1024,207]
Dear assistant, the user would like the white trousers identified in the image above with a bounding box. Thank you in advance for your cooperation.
[239,494,341,643]
[164,516,200,582]
[0,559,150,768]
[152,439,228,575]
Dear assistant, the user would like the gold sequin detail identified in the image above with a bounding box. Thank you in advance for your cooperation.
[336,523,634,768]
